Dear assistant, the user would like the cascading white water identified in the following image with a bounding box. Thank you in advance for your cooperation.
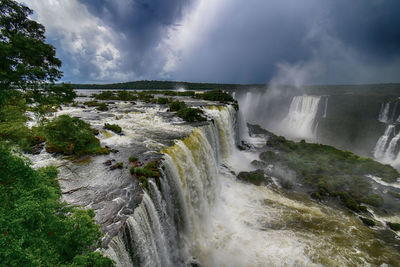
[104,105,236,266]
[374,101,400,167]
[379,102,390,123]
[323,97,328,118]
[373,125,395,159]
[280,95,321,140]
[103,101,400,267]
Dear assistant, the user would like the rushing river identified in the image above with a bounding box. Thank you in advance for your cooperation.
[28,90,400,266]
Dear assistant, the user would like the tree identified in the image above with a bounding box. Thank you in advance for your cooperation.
[0,144,114,266]
[0,0,75,105]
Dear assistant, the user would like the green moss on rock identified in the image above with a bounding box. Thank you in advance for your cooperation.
[237,169,265,185]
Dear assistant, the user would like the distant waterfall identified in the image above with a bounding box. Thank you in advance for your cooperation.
[105,105,237,266]
[280,95,321,140]
[374,100,400,167]
[323,97,328,118]
[379,102,390,123]
[373,125,395,159]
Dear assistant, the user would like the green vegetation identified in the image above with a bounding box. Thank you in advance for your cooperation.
[168,100,206,122]
[197,89,234,102]
[359,217,376,227]
[117,90,137,101]
[129,156,138,162]
[363,194,384,207]
[237,170,265,185]
[110,162,123,170]
[43,115,109,156]
[84,100,99,107]
[130,161,160,190]
[0,2,113,265]
[96,102,109,111]
[387,222,400,231]
[71,80,264,91]
[0,94,34,149]
[137,91,154,103]
[0,0,76,108]
[0,144,113,266]
[157,97,169,104]
[83,100,109,111]
[92,90,137,101]
[104,123,122,134]
[254,128,400,212]
[169,100,187,112]
[176,107,207,122]
[196,90,238,110]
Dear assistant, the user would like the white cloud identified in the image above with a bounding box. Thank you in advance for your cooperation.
[159,0,228,75]
[20,0,133,82]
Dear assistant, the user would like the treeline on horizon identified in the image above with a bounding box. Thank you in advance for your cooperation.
[70,80,264,90]
[70,80,400,96]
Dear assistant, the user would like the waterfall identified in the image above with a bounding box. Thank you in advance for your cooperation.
[374,101,400,167]
[323,97,328,118]
[280,95,321,140]
[105,105,237,266]
[379,102,390,123]
[390,101,399,122]
[373,125,395,159]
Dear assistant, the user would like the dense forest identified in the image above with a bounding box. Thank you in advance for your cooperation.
[71,80,400,96]
[70,80,263,90]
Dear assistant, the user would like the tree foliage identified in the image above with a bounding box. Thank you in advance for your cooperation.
[0,0,76,106]
[0,144,113,266]
[42,115,109,156]
[0,0,61,87]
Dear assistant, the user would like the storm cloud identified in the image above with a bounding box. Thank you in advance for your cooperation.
[20,0,400,84]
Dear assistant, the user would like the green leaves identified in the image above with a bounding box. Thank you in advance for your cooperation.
[43,115,107,156]
[0,0,62,87]
[0,144,113,266]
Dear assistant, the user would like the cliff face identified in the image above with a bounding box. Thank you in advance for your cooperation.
[316,95,388,156]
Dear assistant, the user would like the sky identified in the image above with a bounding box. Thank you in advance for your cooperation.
[20,0,400,84]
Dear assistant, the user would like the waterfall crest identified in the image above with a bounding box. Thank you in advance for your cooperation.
[105,105,237,266]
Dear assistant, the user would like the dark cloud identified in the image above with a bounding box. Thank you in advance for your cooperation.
[24,0,400,84]
[171,0,400,84]
[328,0,400,59]
[77,0,195,79]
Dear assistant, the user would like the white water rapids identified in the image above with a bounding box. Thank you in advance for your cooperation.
[27,91,400,266]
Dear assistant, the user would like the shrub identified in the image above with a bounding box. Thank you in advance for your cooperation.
[42,115,108,156]
[177,91,195,97]
[176,107,207,122]
[96,102,108,111]
[198,90,234,102]
[169,100,187,112]
[139,176,149,190]
[84,100,99,107]
[363,194,384,207]
[360,217,376,227]
[93,91,116,100]
[138,92,153,103]
[0,145,113,266]
[104,123,122,134]
[387,222,400,231]
[129,156,138,162]
[130,161,159,178]
[237,170,265,185]
[157,97,169,104]
[117,90,137,101]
